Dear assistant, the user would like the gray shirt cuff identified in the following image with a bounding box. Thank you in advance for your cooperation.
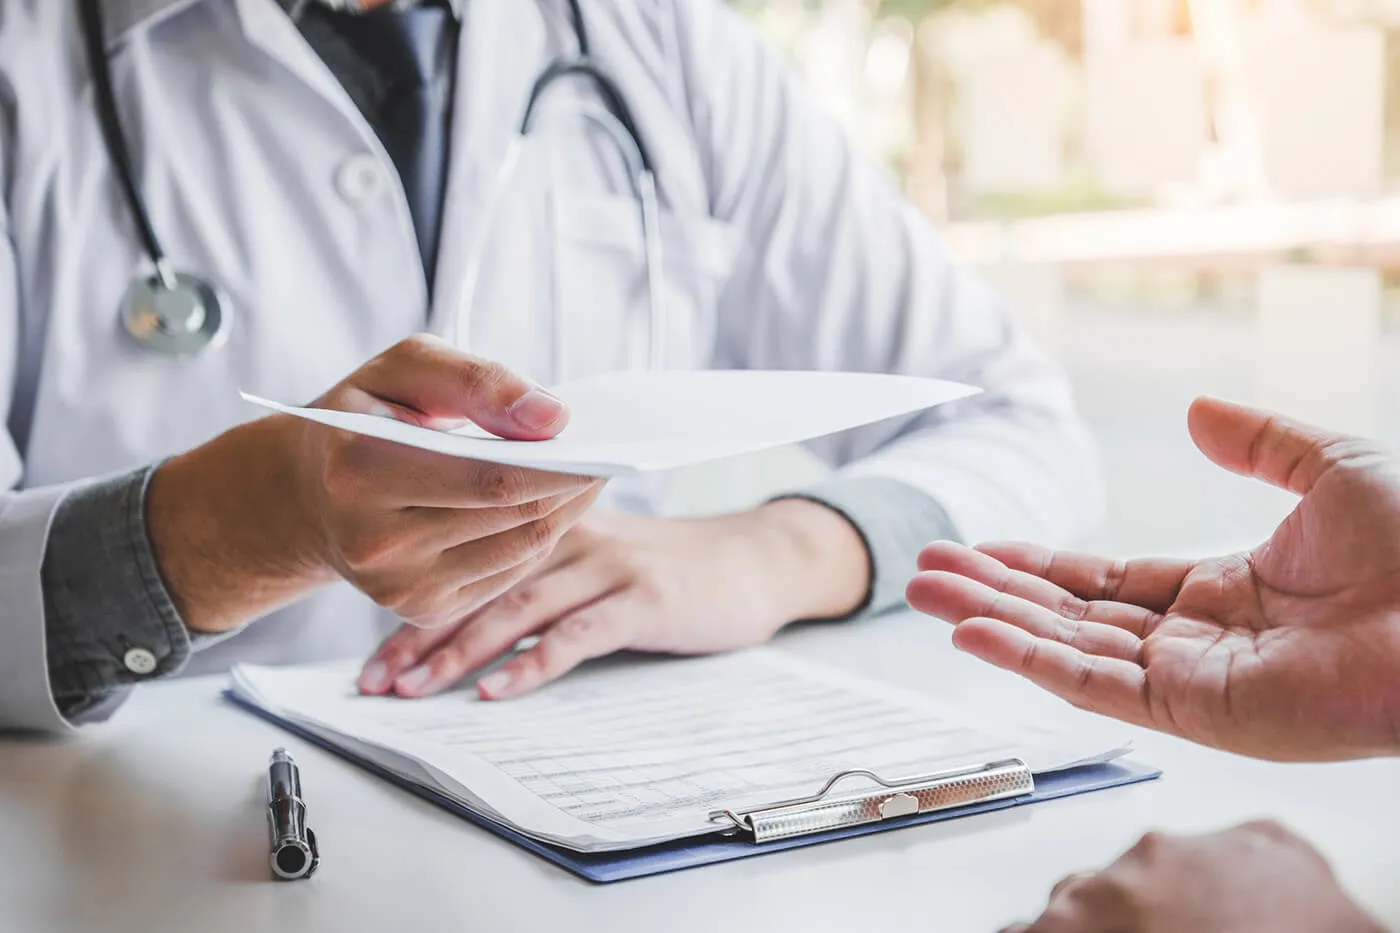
[41,465,192,721]
[774,476,960,620]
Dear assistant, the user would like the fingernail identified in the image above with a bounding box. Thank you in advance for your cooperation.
[478,670,512,699]
[394,665,435,696]
[507,388,566,432]
[358,660,392,694]
[366,402,397,419]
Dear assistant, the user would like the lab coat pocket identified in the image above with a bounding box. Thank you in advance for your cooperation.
[549,191,738,379]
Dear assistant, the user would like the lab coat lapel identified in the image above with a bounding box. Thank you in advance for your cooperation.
[230,0,363,129]
[230,0,430,315]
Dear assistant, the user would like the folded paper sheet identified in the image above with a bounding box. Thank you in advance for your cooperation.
[242,370,980,477]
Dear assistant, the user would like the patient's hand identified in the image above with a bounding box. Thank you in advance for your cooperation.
[909,397,1400,761]
[1004,822,1381,933]
[357,501,869,699]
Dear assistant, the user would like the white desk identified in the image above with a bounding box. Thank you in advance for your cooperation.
[4,612,1400,933]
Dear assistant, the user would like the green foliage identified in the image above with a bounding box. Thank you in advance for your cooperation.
[956,180,1150,221]
[874,0,954,18]
[875,0,994,19]
[733,0,1041,22]
[732,0,1015,18]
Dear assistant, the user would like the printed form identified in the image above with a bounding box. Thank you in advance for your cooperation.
[232,651,1127,852]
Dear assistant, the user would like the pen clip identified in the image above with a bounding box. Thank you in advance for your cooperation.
[305,827,320,879]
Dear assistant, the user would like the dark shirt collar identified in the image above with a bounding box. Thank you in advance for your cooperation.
[97,0,461,49]
[289,0,462,16]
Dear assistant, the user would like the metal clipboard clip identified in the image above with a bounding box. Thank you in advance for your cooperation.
[708,758,1035,844]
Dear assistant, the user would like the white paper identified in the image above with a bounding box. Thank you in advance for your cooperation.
[240,370,980,477]
[231,651,1128,852]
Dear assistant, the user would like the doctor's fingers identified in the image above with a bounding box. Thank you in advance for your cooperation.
[359,557,553,695]
[341,334,570,441]
[378,557,625,698]
[357,484,603,627]
[479,592,649,700]
[336,485,597,571]
[319,422,600,509]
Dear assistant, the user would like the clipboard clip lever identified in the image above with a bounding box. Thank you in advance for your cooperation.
[707,758,1035,844]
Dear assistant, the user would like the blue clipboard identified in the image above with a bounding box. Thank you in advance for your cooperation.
[228,691,1161,883]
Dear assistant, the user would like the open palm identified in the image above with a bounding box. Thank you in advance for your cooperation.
[909,398,1400,761]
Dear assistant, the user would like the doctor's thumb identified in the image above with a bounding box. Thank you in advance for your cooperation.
[501,384,569,438]
[351,336,569,442]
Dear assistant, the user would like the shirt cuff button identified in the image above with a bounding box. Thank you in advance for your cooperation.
[123,647,159,676]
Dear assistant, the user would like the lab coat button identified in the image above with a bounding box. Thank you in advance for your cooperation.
[123,647,158,676]
[336,155,386,204]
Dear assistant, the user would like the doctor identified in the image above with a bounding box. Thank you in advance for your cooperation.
[0,0,1100,732]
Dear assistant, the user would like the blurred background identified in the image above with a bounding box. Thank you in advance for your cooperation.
[671,0,1400,560]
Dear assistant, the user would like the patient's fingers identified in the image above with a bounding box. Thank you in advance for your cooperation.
[974,542,1193,616]
[914,543,1162,638]
[952,618,1153,728]
[908,572,1144,661]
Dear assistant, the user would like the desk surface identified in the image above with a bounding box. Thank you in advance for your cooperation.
[5,612,1400,933]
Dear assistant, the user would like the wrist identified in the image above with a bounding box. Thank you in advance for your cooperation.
[742,499,871,623]
[147,415,334,633]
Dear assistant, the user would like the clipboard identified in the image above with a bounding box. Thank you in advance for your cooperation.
[228,692,1161,883]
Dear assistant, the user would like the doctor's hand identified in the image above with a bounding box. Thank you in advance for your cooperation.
[148,335,603,634]
[908,397,1400,762]
[355,500,870,699]
[1005,822,1381,933]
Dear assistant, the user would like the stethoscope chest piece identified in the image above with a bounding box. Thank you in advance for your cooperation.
[120,270,229,355]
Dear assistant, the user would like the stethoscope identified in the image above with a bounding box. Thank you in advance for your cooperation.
[78,0,666,375]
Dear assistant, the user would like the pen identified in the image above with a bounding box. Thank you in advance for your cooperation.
[267,748,320,881]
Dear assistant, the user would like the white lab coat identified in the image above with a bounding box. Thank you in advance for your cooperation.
[0,0,1102,731]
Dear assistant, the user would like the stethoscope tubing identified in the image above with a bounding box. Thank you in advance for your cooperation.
[78,0,664,371]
